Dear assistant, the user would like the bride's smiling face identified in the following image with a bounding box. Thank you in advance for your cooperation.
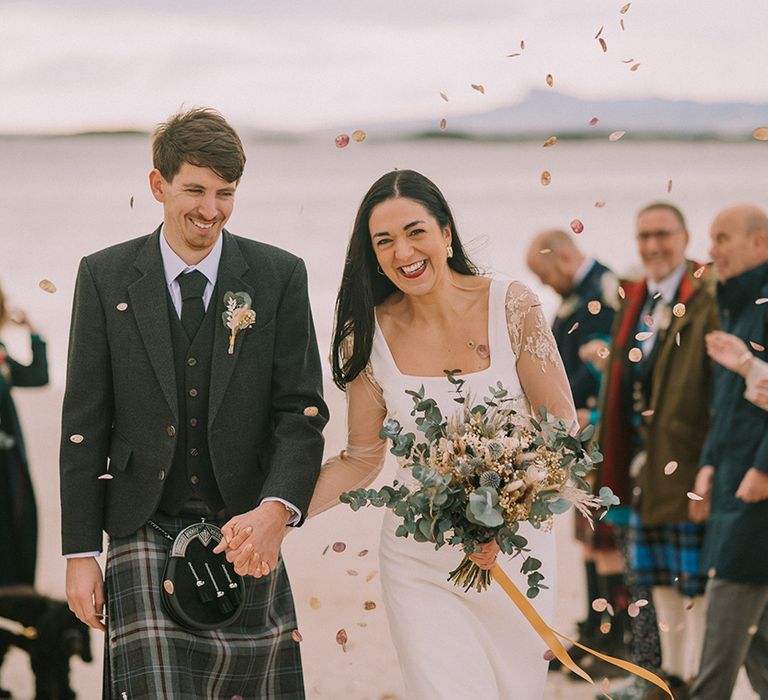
[368,197,452,295]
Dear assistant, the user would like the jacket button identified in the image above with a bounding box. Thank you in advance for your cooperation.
[166,425,176,437]
[190,418,199,427]
[187,357,197,367]
[158,470,166,481]
[189,388,198,398]
[190,447,199,457]
[190,475,200,485]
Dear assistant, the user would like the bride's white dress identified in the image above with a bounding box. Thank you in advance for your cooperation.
[309,279,577,700]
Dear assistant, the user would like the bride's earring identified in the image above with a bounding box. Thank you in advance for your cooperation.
[446,245,454,259]
[377,265,386,275]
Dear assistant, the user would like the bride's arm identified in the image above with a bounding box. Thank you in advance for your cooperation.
[307,366,388,518]
[505,281,578,430]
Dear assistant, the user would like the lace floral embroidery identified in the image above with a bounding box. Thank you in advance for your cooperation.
[505,283,561,373]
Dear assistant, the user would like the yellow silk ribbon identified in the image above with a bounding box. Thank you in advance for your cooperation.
[491,566,673,698]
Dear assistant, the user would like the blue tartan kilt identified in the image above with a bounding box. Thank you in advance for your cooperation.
[628,510,707,598]
[103,513,305,699]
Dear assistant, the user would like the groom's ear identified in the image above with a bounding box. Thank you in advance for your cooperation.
[149,169,166,203]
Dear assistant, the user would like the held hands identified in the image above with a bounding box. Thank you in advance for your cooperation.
[65,557,106,632]
[688,465,714,523]
[213,501,291,578]
[468,540,500,570]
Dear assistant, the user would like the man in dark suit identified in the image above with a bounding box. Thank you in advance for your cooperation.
[60,108,328,698]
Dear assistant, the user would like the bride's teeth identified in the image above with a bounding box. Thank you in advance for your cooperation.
[401,261,425,274]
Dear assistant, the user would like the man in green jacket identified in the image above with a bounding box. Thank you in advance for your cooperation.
[689,204,768,700]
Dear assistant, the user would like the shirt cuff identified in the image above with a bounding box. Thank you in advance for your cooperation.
[64,551,101,558]
[261,497,301,526]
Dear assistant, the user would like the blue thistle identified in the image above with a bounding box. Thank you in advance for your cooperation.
[479,470,501,489]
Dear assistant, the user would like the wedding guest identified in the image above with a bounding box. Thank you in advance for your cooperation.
[705,330,768,410]
[592,202,718,699]
[527,231,626,667]
[689,204,768,700]
[0,286,48,586]
[60,108,328,698]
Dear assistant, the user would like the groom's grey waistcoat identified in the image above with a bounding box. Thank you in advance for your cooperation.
[158,289,224,514]
[60,228,329,554]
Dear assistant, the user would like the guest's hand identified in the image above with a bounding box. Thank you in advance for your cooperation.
[736,467,768,503]
[469,540,500,570]
[705,331,752,376]
[579,339,610,374]
[214,501,291,578]
[7,307,37,334]
[747,377,768,410]
[65,557,106,632]
[689,465,714,523]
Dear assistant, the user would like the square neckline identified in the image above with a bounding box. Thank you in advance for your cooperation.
[373,279,497,380]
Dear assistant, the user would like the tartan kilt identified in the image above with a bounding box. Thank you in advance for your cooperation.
[628,510,707,598]
[104,514,304,699]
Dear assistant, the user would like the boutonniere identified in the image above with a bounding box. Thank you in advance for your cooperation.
[653,303,673,333]
[221,291,256,355]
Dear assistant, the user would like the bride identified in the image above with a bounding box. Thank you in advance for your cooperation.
[234,170,576,698]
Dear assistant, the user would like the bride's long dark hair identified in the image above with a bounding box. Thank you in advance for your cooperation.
[331,169,479,390]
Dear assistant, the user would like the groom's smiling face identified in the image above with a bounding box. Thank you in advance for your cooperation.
[150,162,237,263]
[369,197,452,294]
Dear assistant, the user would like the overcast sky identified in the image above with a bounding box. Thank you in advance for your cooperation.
[2,0,767,133]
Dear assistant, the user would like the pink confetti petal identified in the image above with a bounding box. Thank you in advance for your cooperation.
[664,461,678,475]
[570,219,584,234]
[628,603,640,618]
[471,84,485,94]
[567,322,580,335]
[687,492,704,501]
[332,542,347,553]
[609,131,626,141]
[750,341,765,352]
[291,629,303,642]
[589,117,599,126]
[756,298,768,305]
[335,134,350,148]
[543,649,556,661]
[592,597,608,612]
[98,473,113,480]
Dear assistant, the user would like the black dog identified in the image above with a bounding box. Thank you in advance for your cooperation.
[0,586,92,700]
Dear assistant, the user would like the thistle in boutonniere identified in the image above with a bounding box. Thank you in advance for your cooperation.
[221,291,256,355]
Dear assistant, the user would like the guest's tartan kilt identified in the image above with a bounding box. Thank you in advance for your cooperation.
[628,510,707,598]
[104,514,304,699]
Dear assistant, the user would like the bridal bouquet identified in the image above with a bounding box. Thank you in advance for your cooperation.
[341,371,616,597]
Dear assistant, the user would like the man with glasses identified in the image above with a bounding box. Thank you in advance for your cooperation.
[593,203,719,699]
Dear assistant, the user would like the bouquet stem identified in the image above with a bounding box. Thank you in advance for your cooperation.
[447,555,492,592]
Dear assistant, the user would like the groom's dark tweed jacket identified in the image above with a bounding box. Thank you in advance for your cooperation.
[60,228,328,554]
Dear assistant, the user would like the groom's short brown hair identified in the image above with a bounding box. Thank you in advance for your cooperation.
[152,107,246,184]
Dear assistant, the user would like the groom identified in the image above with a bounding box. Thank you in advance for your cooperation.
[60,108,328,698]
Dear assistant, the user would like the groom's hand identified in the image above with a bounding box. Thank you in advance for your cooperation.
[66,556,106,632]
[215,501,291,578]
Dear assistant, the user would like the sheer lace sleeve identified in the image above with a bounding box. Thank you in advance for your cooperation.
[505,281,578,430]
[307,343,388,518]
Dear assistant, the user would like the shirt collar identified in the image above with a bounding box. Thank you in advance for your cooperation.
[159,225,223,287]
[647,260,687,303]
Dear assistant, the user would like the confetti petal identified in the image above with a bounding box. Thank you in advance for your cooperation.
[641,409,654,417]
[595,200,606,208]
[506,52,522,58]
[332,542,347,553]
[635,331,653,341]
[520,40,525,50]
[440,92,449,102]
[752,127,768,141]
[694,265,707,279]
[358,549,369,557]
[589,117,600,126]
[597,346,611,359]
[618,286,626,300]
[540,170,552,186]
[291,629,303,642]
[116,302,128,312]
[600,622,612,634]
[592,597,609,612]
[628,348,643,363]
[630,63,641,72]
[543,649,555,661]
[546,74,554,87]
[98,473,113,480]
[622,58,635,64]
[595,25,604,39]
[756,298,768,305]
[309,597,321,609]
[322,544,329,555]
[567,322,580,335]
[539,248,552,255]
[620,2,631,13]
[365,570,379,582]
[635,598,649,607]
[351,129,366,142]
[673,303,686,317]
[363,600,377,610]
[471,84,485,94]
[164,579,174,594]
[39,279,57,293]
[609,130,626,141]
[336,628,348,652]
[347,569,359,576]
[750,341,765,352]
[588,300,602,315]
[335,134,350,148]
[675,332,681,347]
[130,195,135,208]
[627,603,640,618]
[439,118,447,130]
[70,434,84,444]
[687,492,704,501]
[748,624,759,635]
[620,18,625,30]
[664,461,678,475]
[570,219,584,234]
[303,406,319,416]
[542,136,558,147]
[599,37,608,53]
[667,179,673,193]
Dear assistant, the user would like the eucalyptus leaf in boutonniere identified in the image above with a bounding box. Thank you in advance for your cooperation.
[221,291,256,355]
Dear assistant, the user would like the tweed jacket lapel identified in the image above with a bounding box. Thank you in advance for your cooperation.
[128,228,178,421]
[209,231,255,427]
